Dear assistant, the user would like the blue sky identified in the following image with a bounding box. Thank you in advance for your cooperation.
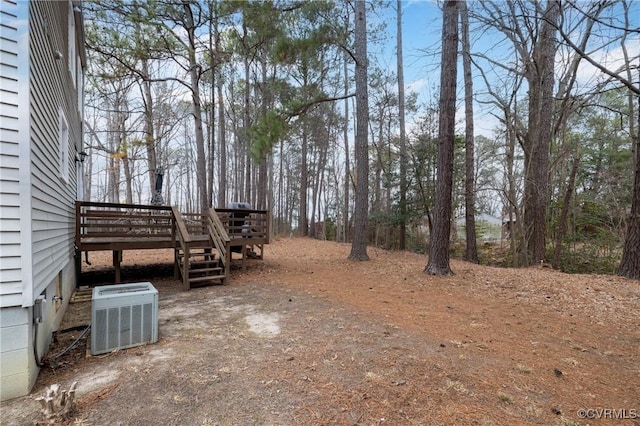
[371,0,442,106]
[368,0,640,138]
[370,0,490,135]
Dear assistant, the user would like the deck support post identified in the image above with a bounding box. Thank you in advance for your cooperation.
[113,250,122,283]
[242,244,247,271]
[182,245,190,290]
[174,249,180,280]
[74,250,82,288]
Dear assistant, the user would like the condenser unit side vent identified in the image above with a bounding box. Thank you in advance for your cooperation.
[91,282,158,355]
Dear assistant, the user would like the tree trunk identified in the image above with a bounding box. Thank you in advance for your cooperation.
[139,56,158,203]
[348,0,370,261]
[552,155,579,269]
[277,139,284,234]
[257,50,269,210]
[299,122,309,236]
[216,34,227,207]
[618,107,640,280]
[617,2,639,280]
[123,156,133,204]
[184,125,193,211]
[523,0,560,264]
[120,112,133,204]
[396,0,407,250]
[309,145,318,239]
[504,106,524,267]
[425,0,458,275]
[242,17,252,205]
[207,8,215,209]
[343,47,350,243]
[373,123,383,218]
[460,1,478,263]
[184,2,209,211]
[107,105,121,204]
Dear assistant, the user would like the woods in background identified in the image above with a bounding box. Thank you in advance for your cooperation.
[82,0,639,279]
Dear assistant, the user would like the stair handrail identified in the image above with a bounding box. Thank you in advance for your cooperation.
[171,206,193,245]
[172,206,192,289]
[207,207,231,282]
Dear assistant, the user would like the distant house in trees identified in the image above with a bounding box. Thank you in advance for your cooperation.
[455,213,503,243]
[0,0,86,400]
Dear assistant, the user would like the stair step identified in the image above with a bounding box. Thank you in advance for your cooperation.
[175,243,227,287]
[189,274,225,284]
[189,267,223,275]
[177,252,218,259]
[190,259,219,266]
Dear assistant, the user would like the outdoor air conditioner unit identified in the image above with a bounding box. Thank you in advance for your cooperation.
[91,282,158,355]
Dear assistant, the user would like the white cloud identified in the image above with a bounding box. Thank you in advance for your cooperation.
[406,78,427,95]
[568,36,640,93]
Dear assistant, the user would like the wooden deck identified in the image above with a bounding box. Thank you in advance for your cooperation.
[75,201,270,288]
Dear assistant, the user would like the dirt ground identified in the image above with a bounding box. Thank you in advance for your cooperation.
[1,237,639,425]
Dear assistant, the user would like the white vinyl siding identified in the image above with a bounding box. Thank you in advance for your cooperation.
[0,0,29,309]
[58,108,70,183]
[0,0,33,402]
[76,58,83,115]
[28,0,79,300]
[67,0,76,88]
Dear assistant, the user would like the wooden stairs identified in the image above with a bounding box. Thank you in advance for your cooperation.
[175,248,226,287]
[173,207,231,290]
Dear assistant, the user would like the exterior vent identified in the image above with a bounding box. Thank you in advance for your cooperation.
[91,282,158,355]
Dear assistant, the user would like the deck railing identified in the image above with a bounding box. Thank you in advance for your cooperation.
[207,208,231,282]
[180,212,209,237]
[75,201,270,285]
[215,208,270,243]
[75,201,174,251]
[171,207,192,289]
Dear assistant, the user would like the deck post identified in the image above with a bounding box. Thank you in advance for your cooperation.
[74,250,81,288]
[182,245,190,290]
[113,250,122,283]
[75,201,82,287]
[224,241,231,284]
[242,244,247,271]
[174,252,180,280]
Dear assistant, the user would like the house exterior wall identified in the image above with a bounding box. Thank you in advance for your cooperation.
[0,307,31,399]
[0,0,84,401]
[29,0,80,297]
[0,0,28,308]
